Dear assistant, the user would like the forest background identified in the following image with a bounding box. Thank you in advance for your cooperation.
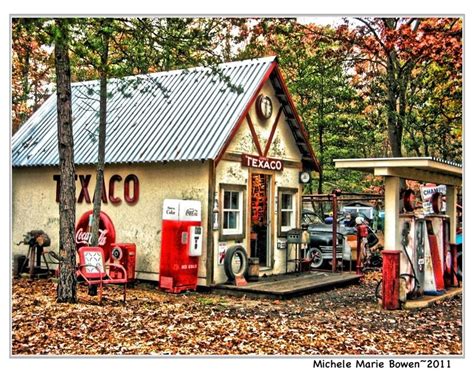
[11,16,463,195]
[3,1,470,371]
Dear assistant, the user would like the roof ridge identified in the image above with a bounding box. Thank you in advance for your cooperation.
[71,56,277,87]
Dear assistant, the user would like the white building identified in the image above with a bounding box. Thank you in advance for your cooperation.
[12,56,320,286]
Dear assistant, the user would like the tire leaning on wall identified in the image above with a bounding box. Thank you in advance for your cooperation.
[223,245,249,281]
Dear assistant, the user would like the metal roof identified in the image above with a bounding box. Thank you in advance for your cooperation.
[334,157,462,186]
[12,56,281,167]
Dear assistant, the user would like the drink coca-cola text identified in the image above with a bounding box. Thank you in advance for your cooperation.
[75,228,108,246]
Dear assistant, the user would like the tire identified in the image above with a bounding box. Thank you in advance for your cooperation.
[370,255,383,268]
[224,245,248,281]
[431,192,442,214]
[306,247,324,269]
[402,189,416,212]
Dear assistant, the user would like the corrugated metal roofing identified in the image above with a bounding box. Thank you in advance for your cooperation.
[12,56,277,167]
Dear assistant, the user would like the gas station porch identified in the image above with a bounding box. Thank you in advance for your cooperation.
[212,271,362,299]
[211,271,461,307]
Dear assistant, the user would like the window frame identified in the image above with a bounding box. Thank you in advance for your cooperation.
[219,184,246,241]
[277,187,298,237]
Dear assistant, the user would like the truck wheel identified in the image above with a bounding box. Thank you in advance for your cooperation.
[224,245,248,281]
[307,247,324,269]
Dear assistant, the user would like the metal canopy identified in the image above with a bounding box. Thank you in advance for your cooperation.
[334,157,462,186]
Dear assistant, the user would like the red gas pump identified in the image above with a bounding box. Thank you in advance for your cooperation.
[159,199,202,293]
[355,218,368,275]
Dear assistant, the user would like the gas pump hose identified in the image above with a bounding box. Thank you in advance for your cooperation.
[373,274,417,304]
[400,222,420,297]
[47,250,65,264]
[373,223,420,302]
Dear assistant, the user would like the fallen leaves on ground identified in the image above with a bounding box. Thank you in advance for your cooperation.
[11,277,462,355]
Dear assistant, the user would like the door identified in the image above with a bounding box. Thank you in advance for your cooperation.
[250,173,271,267]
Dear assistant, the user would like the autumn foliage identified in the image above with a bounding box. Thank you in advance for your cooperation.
[12,19,53,134]
[11,17,463,192]
[12,278,462,355]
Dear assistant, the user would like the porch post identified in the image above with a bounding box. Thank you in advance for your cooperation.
[446,185,458,244]
[384,176,401,251]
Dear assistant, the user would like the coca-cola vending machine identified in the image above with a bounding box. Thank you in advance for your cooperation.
[159,199,203,293]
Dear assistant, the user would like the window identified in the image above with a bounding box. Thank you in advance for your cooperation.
[223,191,241,232]
[278,188,298,236]
[281,193,294,230]
[220,184,246,240]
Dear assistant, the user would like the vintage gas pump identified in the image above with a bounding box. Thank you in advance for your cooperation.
[159,199,202,293]
[399,216,426,299]
[355,217,368,275]
[399,188,450,297]
[422,191,450,295]
[396,188,428,299]
[424,216,447,295]
[109,243,136,282]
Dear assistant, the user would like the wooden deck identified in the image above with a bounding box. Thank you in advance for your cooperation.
[212,271,362,299]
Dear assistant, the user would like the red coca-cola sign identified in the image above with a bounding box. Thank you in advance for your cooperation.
[75,210,116,261]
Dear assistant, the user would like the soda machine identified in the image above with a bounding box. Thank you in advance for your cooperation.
[159,199,203,293]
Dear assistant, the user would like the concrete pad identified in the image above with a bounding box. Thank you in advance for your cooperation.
[403,286,463,309]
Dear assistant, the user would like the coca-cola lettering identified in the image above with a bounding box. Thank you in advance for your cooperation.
[185,208,198,216]
[54,174,139,205]
[75,210,116,262]
[241,154,284,171]
[75,227,108,246]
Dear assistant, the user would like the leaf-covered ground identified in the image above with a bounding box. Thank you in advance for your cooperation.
[11,275,462,355]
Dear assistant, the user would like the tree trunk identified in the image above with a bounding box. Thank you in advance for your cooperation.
[91,27,110,246]
[317,78,325,195]
[317,123,324,194]
[386,54,403,157]
[54,19,77,303]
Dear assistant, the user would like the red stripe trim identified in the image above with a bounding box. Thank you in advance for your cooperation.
[215,61,277,165]
[263,105,283,157]
[428,234,445,291]
[273,67,321,172]
[246,113,264,156]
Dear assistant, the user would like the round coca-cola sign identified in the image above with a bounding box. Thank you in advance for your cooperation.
[75,210,116,261]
